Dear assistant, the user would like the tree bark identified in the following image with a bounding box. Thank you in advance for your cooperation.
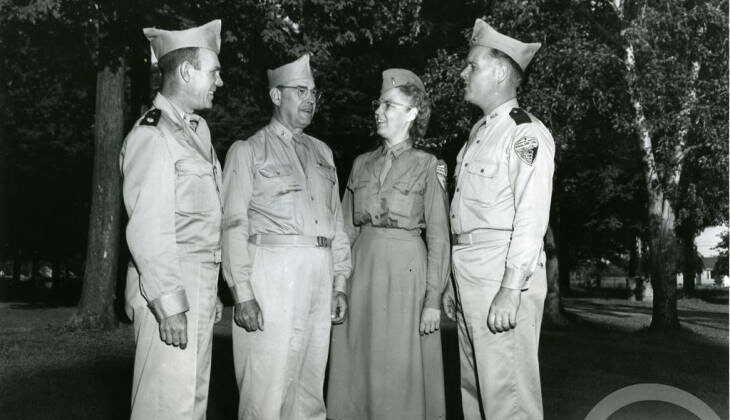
[647,195,680,330]
[622,40,681,330]
[679,227,697,295]
[544,226,569,326]
[68,61,125,330]
[557,222,571,293]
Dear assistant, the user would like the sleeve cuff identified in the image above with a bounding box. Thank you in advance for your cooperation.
[229,282,255,304]
[149,289,189,321]
[333,275,347,295]
[501,266,528,290]
[423,290,441,309]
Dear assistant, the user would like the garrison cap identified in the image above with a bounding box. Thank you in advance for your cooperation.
[380,68,425,94]
[267,54,314,90]
[470,18,541,72]
[143,19,222,65]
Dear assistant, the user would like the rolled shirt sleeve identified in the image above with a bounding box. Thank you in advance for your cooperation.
[121,126,188,320]
[422,156,451,309]
[502,124,555,290]
[221,140,256,304]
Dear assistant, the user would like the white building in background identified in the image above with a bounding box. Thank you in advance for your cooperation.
[677,226,729,288]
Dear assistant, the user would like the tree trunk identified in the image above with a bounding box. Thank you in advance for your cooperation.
[543,226,569,326]
[647,194,680,330]
[68,61,125,330]
[557,222,571,294]
[12,254,21,284]
[623,40,680,331]
[679,228,697,295]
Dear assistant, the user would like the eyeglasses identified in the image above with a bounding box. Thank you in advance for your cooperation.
[278,85,322,102]
[371,99,413,113]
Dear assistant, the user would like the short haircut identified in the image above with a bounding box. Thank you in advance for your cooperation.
[157,47,201,80]
[396,83,431,141]
[486,47,524,88]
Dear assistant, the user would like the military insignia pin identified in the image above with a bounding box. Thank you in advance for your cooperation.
[514,136,539,165]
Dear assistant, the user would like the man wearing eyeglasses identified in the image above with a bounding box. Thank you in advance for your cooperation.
[221,53,351,420]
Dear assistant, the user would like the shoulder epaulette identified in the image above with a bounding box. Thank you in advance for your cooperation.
[140,108,161,126]
[509,108,531,125]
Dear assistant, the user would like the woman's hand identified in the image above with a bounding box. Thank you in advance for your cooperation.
[419,307,441,335]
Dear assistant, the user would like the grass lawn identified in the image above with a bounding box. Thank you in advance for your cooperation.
[0,295,727,420]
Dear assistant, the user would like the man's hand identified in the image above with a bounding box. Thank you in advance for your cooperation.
[234,299,264,332]
[159,312,188,349]
[442,285,458,322]
[487,287,521,334]
[331,291,347,324]
[419,307,441,335]
[214,296,224,324]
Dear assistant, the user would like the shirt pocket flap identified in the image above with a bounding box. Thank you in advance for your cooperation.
[466,161,499,178]
[175,159,212,177]
[258,164,293,178]
[315,161,337,183]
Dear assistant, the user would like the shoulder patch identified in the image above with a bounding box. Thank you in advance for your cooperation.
[140,109,161,126]
[514,136,539,165]
[509,108,531,125]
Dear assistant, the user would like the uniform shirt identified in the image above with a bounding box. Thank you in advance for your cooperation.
[342,142,450,309]
[221,118,351,303]
[451,98,555,290]
[120,93,223,320]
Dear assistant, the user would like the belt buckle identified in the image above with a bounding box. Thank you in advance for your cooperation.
[316,236,328,247]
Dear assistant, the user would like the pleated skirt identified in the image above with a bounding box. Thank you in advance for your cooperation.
[326,226,446,420]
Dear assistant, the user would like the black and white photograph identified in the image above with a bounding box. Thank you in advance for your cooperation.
[0,0,728,419]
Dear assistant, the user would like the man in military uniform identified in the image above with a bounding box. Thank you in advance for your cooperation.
[221,54,351,420]
[120,19,224,420]
[442,19,555,420]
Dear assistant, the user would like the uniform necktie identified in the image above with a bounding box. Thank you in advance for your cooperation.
[183,114,199,132]
[293,135,308,172]
[379,150,393,186]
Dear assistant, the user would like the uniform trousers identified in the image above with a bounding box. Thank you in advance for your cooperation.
[452,241,547,420]
[233,244,333,420]
[126,260,220,420]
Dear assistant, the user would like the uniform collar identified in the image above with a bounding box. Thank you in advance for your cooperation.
[485,98,519,125]
[269,117,307,144]
[381,140,412,159]
[153,93,201,130]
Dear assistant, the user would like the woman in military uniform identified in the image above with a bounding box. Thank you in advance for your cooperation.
[326,69,450,420]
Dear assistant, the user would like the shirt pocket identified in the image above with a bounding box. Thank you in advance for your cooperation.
[257,164,301,198]
[463,161,501,207]
[315,161,337,212]
[388,180,424,218]
[175,159,218,214]
[350,179,371,220]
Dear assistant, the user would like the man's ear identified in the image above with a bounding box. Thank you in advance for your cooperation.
[406,106,419,123]
[269,87,281,106]
[495,60,508,84]
[179,61,193,83]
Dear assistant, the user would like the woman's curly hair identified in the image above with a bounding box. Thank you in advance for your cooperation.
[396,83,431,141]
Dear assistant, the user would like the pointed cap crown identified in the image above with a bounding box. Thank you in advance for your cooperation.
[470,18,541,71]
[143,19,222,64]
[267,54,314,89]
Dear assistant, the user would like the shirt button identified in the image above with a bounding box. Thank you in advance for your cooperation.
[310,196,314,201]
[315,220,318,224]
[464,163,469,167]
[451,214,455,218]
[374,214,379,219]
[476,140,480,144]
[456,188,460,192]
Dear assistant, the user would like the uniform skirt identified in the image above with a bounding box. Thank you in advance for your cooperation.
[326,226,445,420]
